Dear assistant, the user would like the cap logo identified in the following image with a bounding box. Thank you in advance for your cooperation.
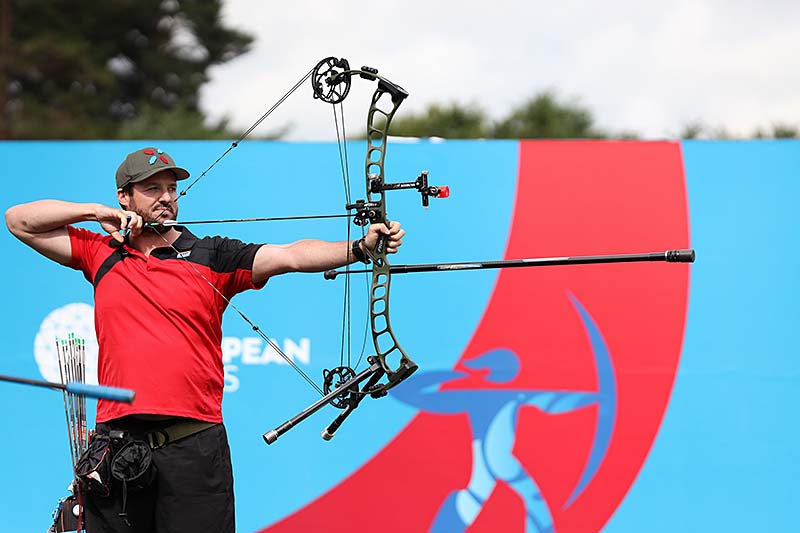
[143,148,169,165]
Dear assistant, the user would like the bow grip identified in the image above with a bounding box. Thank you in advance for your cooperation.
[375,231,387,256]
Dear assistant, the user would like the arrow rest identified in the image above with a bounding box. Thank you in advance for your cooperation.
[344,199,380,226]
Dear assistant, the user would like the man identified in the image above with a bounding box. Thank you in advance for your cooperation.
[5,147,404,532]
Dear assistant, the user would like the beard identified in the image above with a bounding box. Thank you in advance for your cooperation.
[129,201,179,234]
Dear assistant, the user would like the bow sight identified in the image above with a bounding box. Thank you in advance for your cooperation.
[369,170,450,208]
[348,171,450,225]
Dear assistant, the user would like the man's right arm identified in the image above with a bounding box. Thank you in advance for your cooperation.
[5,200,135,266]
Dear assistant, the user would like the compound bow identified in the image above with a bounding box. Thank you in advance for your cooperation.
[264,57,450,443]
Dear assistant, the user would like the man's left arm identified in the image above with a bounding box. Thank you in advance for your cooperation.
[252,221,404,284]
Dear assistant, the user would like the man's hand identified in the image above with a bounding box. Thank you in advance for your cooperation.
[95,206,143,242]
[6,200,140,265]
[363,221,405,256]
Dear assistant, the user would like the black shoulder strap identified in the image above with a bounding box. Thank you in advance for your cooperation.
[93,240,129,290]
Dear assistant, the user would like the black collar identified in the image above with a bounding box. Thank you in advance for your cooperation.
[108,226,198,258]
[149,226,199,259]
[170,226,198,251]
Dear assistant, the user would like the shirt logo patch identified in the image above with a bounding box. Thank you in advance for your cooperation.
[176,251,191,259]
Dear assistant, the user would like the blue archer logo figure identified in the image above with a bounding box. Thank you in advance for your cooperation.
[391,294,617,533]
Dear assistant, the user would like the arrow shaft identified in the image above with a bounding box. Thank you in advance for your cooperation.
[156,213,353,227]
[0,374,136,403]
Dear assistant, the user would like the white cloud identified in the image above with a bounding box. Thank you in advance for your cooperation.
[200,0,800,140]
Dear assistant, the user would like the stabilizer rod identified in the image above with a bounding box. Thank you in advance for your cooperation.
[325,249,696,279]
[263,359,384,445]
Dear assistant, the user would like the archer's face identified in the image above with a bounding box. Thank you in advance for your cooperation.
[120,170,179,224]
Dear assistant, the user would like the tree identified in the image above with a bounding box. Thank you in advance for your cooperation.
[386,91,616,140]
[388,102,489,138]
[1,0,253,139]
[492,91,607,139]
[679,121,798,140]
[753,123,798,139]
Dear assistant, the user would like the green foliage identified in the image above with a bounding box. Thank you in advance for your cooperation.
[389,103,489,138]
[387,91,614,140]
[678,121,706,140]
[388,92,798,141]
[680,121,798,140]
[1,0,253,139]
[492,91,607,139]
[117,103,230,140]
[754,123,799,139]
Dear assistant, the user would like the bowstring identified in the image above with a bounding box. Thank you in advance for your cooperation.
[341,103,371,372]
[332,103,352,371]
[332,100,371,375]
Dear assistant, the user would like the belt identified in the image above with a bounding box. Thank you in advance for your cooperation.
[144,419,217,449]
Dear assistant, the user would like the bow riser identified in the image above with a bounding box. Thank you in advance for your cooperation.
[363,77,418,387]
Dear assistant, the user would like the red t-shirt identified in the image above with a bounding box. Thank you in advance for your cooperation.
[68,226,264,423]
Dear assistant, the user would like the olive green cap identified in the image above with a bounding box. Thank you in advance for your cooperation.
[115,147,190,189]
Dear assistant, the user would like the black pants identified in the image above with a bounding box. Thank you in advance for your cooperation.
[84,420,235,533]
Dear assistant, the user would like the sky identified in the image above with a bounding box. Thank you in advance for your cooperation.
[199,0,800,141]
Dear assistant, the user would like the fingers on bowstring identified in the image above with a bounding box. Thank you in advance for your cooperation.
[127,212,144,237]
[119,214,133,239]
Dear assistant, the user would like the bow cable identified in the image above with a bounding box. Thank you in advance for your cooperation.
[331,101,371,377]
[149,228,325,396]
[177,65,318,201]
